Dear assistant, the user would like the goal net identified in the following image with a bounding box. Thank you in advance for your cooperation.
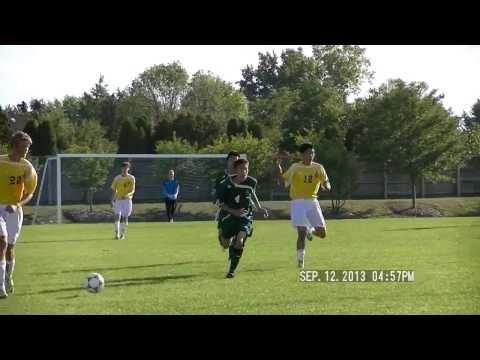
[31,153,246,225]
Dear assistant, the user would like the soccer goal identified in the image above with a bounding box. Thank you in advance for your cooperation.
[32,153,246,225]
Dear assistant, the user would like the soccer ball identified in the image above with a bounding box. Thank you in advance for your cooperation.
[84,273,105,293]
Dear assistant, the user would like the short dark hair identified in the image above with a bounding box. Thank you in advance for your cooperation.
[121,161,131,168]
[10,131,32,147]
[227,151,240,160]
[299,143,313,154]
[233,158,249,168]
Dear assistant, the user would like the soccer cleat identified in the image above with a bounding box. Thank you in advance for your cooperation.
[5,278,14,294]
[298,260,305,269]
[0,288,7,299]
[119,234,125,240]
[226,272,235,279]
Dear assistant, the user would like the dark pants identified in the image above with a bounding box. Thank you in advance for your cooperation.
[165,198,177,221]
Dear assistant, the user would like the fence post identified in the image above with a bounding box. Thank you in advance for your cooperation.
[457,166,461,197]
[421,176,425,198]
[383,170,388,199]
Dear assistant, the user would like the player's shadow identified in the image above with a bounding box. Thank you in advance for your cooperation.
[35,260,217,275]
[384,225,461,231]
[20,238,115,244]
[106,274,199,287]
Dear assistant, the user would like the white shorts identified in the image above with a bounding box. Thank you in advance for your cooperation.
[290,199,326,229]
[0,205,24,245]
[113,199,133,217]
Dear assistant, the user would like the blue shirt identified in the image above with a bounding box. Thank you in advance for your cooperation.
[163,179,179,200]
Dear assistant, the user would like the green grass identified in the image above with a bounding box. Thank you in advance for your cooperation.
[1,218,479,314]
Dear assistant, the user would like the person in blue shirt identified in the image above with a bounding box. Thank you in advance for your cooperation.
[162,169,180,223]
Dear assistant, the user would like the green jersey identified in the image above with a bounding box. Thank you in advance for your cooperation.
[217,175,257,216]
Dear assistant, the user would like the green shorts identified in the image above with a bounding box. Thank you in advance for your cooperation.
[219,213,253,239]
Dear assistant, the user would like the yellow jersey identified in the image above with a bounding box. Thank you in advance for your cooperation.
[0,155,38,205]
[282,161,328,200]
[111,174,135,200]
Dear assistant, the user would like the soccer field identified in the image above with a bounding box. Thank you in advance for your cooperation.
[1,218,479,314]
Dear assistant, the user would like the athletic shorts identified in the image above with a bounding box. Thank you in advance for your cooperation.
[219,213,253,239]
[290,199,326,229]
[113,199,133,217]
[0,204,24,245]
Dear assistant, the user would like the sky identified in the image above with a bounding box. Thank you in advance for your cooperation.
[1,45,479,117]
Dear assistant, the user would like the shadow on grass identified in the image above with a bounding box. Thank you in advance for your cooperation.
[384,225,461,231]
[20,238,115,245]
[34,260,217,275]
[17,274,201,296]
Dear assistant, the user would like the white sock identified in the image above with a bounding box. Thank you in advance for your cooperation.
[297,249,305,262]
[6,259,15,279]
[114,220,120,235]
[0,260,5,290]
[120,223,127,235]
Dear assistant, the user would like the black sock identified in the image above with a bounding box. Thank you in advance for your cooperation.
[228,247,244,274]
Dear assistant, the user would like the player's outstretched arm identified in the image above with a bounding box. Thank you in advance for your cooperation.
[252,190,268,218]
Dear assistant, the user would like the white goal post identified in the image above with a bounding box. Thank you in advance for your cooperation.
[33,153,246,225]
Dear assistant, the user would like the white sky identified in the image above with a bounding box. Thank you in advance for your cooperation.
[1,45,479,117]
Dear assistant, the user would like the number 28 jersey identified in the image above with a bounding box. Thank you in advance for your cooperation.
[0,155,38,205]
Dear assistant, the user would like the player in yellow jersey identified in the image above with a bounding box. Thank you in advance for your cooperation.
[111,162,135,240]
[276,143,331,269]
[0,131,38,298]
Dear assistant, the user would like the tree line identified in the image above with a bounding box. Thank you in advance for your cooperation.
[1,45,479,210]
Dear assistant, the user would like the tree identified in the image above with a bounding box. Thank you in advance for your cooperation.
[312,45,374,98]
[36,120,57,155]
[63,121,117,211]
[247,121,263,139]
[153,118,174,142]
[239,52,279,100]
[0,111,11,145]
[132,62,189,126]
[463,98,480,130]
[170,112,222,147]
[135,116,155,153]
[117,120,144,154]
[22,120,39,155]
[181,71,248,129]
[204,134,276,194]
[280,80,345,151]
[35,103,75,153]
[227,118,248,138]
[351,79,466,208]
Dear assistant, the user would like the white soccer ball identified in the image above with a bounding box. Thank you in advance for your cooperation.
[84,273,105,293]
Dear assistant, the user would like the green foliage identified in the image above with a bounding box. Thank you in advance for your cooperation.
[182,71,248,129]
[63,121,117,211]
[280,81,346,151]
[171,112,222,147]
[226,118,248,138]
[36,120,57,155]
[152,136,199,183]
[117,120,145,154]
[0,111,12,145]
[204,134,276,194]
[312,45,373,96]
[36,103,75,153]
[132,62,189,123]
[463,98,480,130]
[351,79,466,207]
